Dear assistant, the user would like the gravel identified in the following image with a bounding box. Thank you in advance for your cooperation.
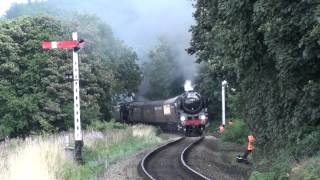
[101,133,180,180]
[145,137,198,180]
[100,135,252,180]
[186,136,252,180]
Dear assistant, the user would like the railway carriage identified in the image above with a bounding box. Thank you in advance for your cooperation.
[113,90,208,136]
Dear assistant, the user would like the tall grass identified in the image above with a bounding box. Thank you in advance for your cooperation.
[290,153,320,180]
[63,124,162,180]
[0,123,162,180]
[250,152,320,179]
[249,149,294,180]
[87,119,128,131]
[0,136,67,180]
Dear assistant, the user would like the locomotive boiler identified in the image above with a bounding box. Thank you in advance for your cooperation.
[113,90,208,136]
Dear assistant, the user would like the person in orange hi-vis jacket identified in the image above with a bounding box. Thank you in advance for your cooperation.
[237,134,256,163]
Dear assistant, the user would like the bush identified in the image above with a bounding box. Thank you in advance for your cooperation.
[206,120,220,133]
[251,149,295,180]
[220,120,250,144]
[87,120,128,132]
[295,127,320,157]
[290,154,320,180]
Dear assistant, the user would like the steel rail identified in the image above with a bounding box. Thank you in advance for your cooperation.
[139,136,211,180]
[139,137,185,180]
[180,136,212,180]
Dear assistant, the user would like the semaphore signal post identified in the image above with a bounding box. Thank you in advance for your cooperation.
[42,32,85,164]
[221,80,228,126]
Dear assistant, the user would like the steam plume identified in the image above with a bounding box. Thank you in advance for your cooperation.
[184,80,194,92]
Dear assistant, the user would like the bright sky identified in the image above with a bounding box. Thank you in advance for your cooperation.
[0,0,43,17]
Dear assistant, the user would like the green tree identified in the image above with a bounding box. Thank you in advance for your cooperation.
[143,38,184,100]
[0,16,73,137]
[189,0,320,156]
[0,14,141,138]
[69,14,141,120]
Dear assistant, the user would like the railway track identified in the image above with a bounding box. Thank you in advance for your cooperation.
[184,136,252,180]
[139,136,211,180]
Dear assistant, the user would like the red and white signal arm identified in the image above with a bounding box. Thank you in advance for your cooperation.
[42,40,79,49]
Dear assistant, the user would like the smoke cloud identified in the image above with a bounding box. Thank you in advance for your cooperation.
[39,0,194,56]
[6,0,198,97]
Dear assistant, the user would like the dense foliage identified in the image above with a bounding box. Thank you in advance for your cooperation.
[0,15,141,138]
[143,38,184,100]
[5,1,63,19]
[189,0,320,156]
[220,120,250,144]
[5,0,185,101]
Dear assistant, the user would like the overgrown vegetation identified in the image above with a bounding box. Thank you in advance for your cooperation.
[62,124,162,180]
[190,0,319,178]
[0,123,162,180]
[250,151,320,179]
[0,135,67,180]
[0,14,141,139]
[250,150,294,179]
[220,120,250,144]
[249,171,276,180]
[290,154,320,180]
[87,119,128,131]
[190,0,320,157]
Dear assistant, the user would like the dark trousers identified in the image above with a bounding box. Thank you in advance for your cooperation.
[242,150,252,159]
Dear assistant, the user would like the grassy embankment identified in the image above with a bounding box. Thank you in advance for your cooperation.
[215,120,320,179]
[0,121,163,180]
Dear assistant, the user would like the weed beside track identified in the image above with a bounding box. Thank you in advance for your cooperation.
[0,123,163,180]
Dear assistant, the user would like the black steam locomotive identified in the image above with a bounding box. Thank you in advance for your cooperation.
[113,90,208,136]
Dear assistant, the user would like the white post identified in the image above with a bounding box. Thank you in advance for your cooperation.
[222,80,227,126]
[72,32,83,163]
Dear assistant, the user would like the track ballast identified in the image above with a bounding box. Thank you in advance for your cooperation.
[139,136,211,180]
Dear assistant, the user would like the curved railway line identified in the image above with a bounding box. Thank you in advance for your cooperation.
[139,136,211,180]
[183,136,252,180]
